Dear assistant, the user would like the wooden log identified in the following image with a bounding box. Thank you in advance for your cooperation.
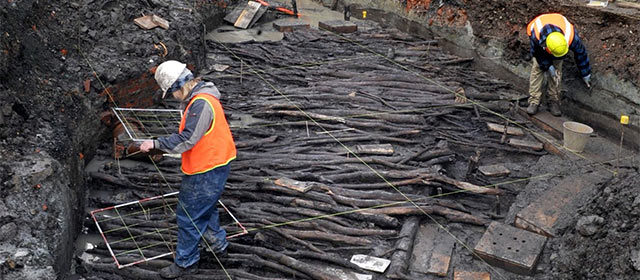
[431,175,504,195]
[230,243,338,280]
[277,228,373,246]
[386,217,420,279]
[361,205,489,226]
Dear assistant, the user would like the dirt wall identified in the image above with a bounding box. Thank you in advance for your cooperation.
[340,0,640,150]
[0,0,226,278]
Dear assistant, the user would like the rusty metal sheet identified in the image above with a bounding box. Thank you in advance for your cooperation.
[273,19,310,32]
[454,270,490,280]
[409,223,454,276]
[473,221,547,275]
[319,20,358,33]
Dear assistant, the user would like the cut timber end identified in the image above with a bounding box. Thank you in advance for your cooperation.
[478,164,510,177]
[507,138,543,151]
[273,20,310,32]
[473,221,547,275]
[318,20,358,33]
[409,223,454,276]
[486,122,524,136]
[454,271,491,280]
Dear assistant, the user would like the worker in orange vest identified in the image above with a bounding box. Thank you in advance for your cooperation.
[140,60,236,279]
[526,13,592,116]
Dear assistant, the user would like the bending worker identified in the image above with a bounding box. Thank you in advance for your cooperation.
[139,60,236,279]
[526,13,592,116]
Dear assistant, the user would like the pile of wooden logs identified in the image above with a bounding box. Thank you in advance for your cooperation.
[81,26,543,279]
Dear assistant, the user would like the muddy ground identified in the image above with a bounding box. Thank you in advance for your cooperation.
[1,0,639,279]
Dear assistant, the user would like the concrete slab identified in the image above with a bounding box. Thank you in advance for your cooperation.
[273,19,310,32]
[514,173,602,237]
[318,20,358,33]
[474,221,547,275]
[454,270,491,280]
[478,164,510,177]
[409,223,455,276]
[507,138,544,151]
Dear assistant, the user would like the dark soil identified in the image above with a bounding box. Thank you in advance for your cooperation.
[545,171,640,279]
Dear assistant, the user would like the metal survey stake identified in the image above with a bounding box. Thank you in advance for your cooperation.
[617,115,629,175]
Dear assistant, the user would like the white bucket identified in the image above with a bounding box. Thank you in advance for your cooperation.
[563,121,593,153]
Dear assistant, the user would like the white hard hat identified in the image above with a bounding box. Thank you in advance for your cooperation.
[155,60,188,98]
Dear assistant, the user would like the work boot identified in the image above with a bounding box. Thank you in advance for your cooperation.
[159,263,198,279]
[203,231,229,258]
[526,103,538,115]
[549,102,561,117]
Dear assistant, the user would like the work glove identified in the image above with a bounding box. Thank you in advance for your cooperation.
[548,65,561,85]
[548,65,557,79]
[583,74,592,88]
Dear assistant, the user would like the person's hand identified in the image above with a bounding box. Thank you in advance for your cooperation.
[139,140,154,153]
[548,65,557,79]
[583,74,592,88]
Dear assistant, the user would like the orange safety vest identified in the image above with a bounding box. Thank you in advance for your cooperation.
[526,13,574,46]
[179,93,236,175]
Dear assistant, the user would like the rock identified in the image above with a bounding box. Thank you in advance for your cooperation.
[633,194,640,207]
[0,222,18,241]
[576,215,605,236]
[631,250,640,271]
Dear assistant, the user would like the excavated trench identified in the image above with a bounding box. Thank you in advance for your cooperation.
[1,1,639,280]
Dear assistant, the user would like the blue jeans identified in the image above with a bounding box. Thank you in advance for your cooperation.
[175,164,230,268]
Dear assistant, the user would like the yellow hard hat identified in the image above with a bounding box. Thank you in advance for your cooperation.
[545,32,568,57]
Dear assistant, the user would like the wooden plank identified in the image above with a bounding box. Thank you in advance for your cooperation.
[273,20,310,32]
[507,138,543,151]
[409,223,454,276]
[224,4,246,24]
[319,20,358,33]
[454,271,490,280]
[151,15,169,29]
[617,1,640,10]
[273,177,315,193]
[234,1,262,29]
[355,144,394,155]
[478,164,510,177]
[248,5,268,29]
[486,122,524,136]
[514,174,599,237]
[133,15,157,30]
